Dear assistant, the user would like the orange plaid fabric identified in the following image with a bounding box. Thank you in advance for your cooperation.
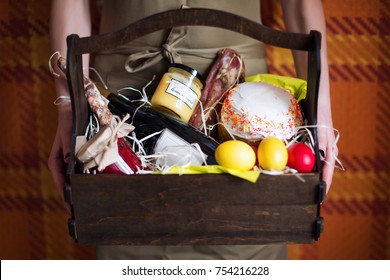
[0,0,388,259]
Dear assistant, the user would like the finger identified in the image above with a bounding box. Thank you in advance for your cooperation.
[48,144,72,213]
[60,131,72,164]
[63,151,71,164]
[322,161,334,194]
[317,137,329,159]
[58,112,73,164]
[323,143,336,193]
[48,133,66,200]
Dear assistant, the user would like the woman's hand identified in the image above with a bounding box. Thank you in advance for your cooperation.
[49,0,90,202]
[48,104,72,201]
[281,0,338,193]
[317,80,338,194]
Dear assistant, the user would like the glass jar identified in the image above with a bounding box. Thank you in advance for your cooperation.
[151,63,205,123]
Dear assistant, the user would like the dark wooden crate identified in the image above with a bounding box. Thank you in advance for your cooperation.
[66,174,325,245]
[65,8,326,245]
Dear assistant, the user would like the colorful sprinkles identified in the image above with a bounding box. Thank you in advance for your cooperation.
[221,82,303,140]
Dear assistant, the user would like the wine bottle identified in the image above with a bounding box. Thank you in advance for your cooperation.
[107,93,219,165]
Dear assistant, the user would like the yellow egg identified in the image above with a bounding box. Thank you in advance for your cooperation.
[215,140,256,171]
[257,136,288,171]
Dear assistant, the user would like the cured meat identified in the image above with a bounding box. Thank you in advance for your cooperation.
[189,48,245,135]
[50,52,113,126]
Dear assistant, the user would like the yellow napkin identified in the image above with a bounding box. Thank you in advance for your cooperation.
[154,165,261,183]
[246,73,307,102]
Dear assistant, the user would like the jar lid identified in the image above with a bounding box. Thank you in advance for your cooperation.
[169,63,205,87]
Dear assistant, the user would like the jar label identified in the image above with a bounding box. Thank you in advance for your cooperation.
[166,79,199,109]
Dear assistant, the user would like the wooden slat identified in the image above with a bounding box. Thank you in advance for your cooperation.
[69,174,322,245]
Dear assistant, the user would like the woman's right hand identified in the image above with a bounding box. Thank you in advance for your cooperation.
[48,104,72,201]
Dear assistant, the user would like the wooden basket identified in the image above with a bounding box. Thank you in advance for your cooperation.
[65,8,326,245]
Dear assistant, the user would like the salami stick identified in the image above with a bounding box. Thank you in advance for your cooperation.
[51,52,113,126]
[189,48,245,132]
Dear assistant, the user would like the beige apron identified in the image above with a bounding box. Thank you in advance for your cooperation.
[93,0,268,92]
[93,0,287,260]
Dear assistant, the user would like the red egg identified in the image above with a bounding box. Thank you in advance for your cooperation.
[287,142,315,173]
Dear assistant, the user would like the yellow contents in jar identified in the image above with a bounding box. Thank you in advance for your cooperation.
[151,64,205,123]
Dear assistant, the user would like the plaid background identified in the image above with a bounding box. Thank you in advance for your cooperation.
[0,0,389,259]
